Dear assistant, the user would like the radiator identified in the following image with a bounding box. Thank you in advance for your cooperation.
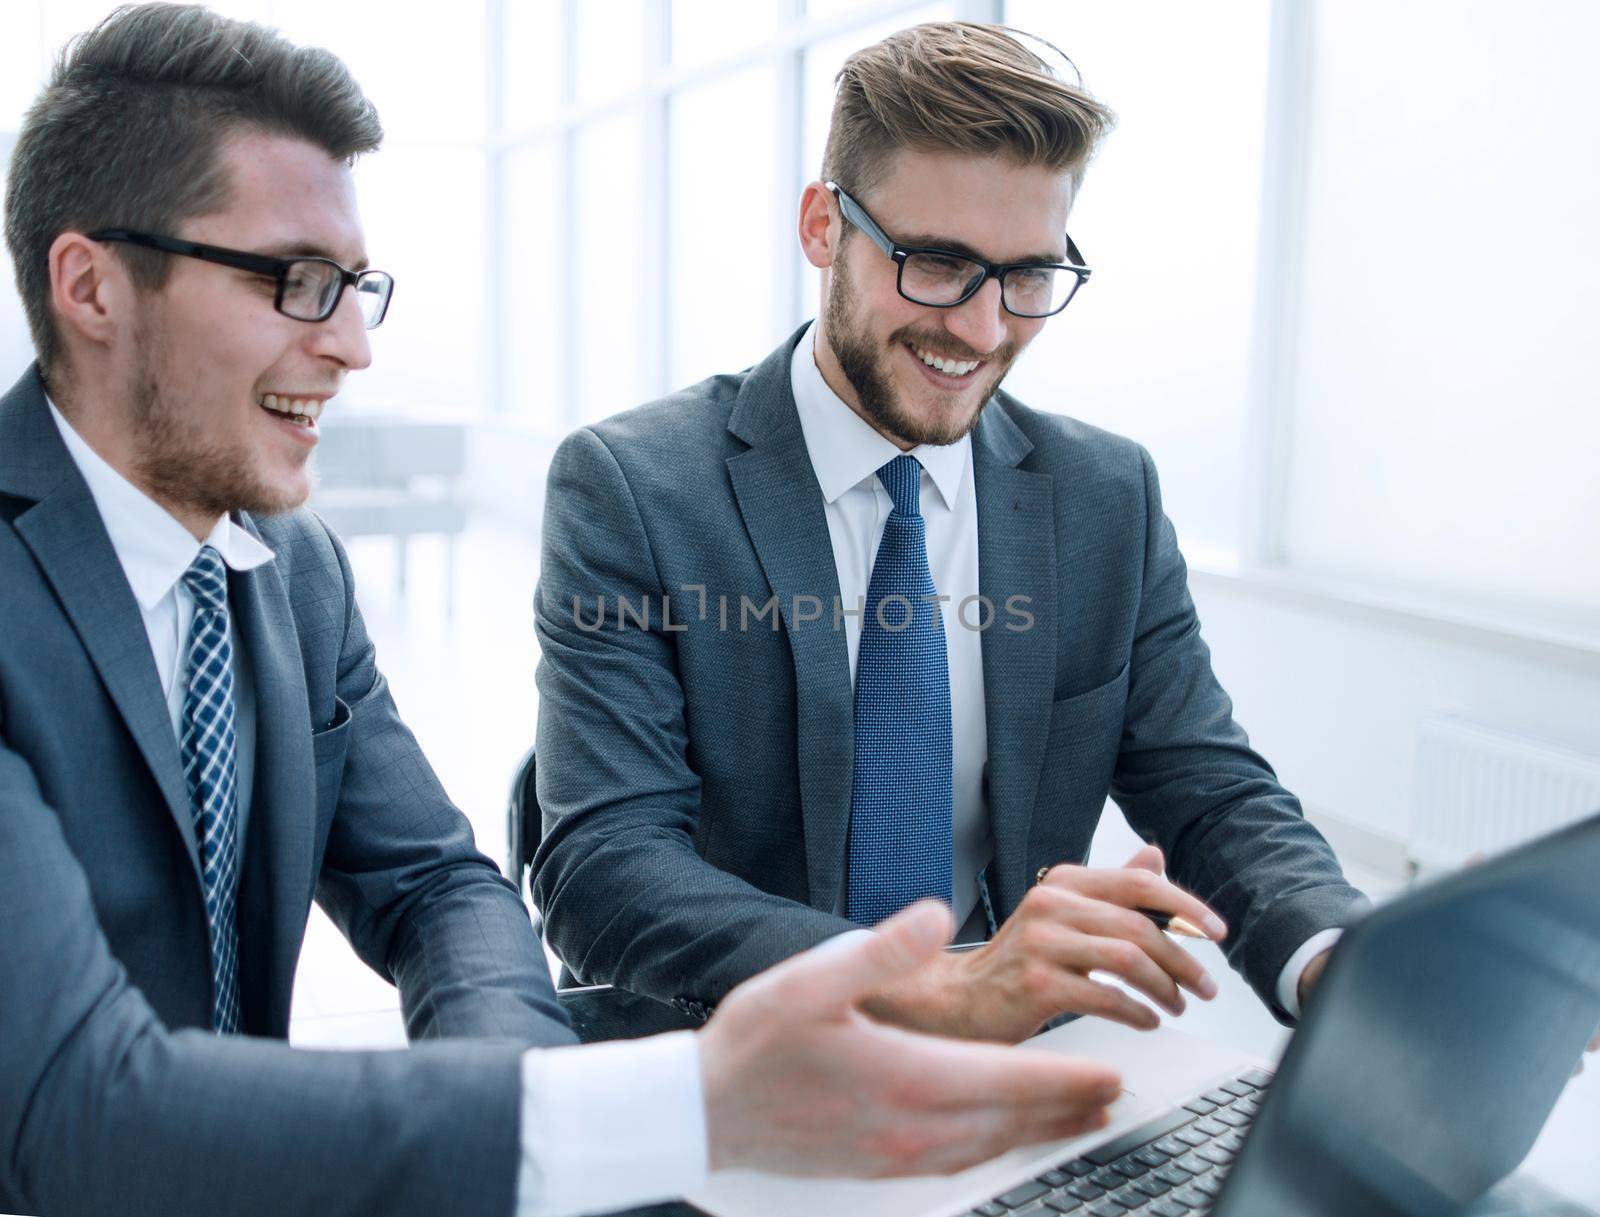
[1410,716,1600,875]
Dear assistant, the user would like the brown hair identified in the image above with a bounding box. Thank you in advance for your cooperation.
[821,21,1115,200]
[4,2,383,379]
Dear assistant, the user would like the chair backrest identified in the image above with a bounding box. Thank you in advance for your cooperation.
[505,746,540,907]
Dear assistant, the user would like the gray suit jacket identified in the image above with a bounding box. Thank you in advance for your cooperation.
[533,326,1367,1022]
[0,366,574,1217]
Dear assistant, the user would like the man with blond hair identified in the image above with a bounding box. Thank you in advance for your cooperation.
[534,21,1368,1042]
[0,8,1127,1216]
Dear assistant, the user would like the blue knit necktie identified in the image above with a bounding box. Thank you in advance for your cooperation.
[179,545,243,1034]
[846,454,954,925]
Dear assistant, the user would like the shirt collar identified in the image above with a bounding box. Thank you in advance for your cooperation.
[46,396,275,610]
[789,320,970,511]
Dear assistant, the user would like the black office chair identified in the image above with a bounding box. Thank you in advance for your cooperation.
[505,745,540,917]
[504,746,701,1041]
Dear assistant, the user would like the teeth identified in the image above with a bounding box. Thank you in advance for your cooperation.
[259,394,324,422]
[912,345,980,377]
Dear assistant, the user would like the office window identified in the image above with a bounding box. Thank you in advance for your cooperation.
[1002,0,1272,565]
[504,140,565,423]
[668,64,781,391]
[575,110,647,422]
[575,0,647,105]
[669,0,780,71]
[1281,0,1600,609]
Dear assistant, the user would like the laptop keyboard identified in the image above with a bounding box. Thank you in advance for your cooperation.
[962,1066,1274,1217]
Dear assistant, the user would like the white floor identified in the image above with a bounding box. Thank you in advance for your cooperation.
[287,521,1599,1208]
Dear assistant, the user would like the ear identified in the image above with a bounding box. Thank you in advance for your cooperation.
[797,180,841,271]
[48,231,130,353]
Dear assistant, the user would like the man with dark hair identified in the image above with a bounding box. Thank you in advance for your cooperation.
[533,22,1368,1041]
[0,8,1124,1216]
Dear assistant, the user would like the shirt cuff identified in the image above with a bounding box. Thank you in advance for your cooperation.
[1276,928,1344,1019]
[516,1030,707,1217]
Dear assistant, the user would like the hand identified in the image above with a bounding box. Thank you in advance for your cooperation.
[699,901,1124,1179]
[864,845,1225,1043]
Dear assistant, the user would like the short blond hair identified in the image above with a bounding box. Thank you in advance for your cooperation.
[821,21,1115,198]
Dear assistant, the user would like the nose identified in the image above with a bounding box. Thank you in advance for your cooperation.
[312,281,373,371]
[943,275,1008,356]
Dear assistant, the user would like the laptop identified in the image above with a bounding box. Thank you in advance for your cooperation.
[689,810,1600,1217]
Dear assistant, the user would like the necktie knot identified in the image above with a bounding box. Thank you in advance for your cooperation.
[183,545,229,612]
[876,454,924,519]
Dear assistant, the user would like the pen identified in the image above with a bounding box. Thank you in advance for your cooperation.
[1138,909,1211,939]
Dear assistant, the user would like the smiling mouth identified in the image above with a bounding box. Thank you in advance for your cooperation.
[257,393,325,427]
[907,341,983,378]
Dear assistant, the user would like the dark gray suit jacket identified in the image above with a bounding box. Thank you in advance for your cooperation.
[533,327,1367,1022]
[0,367,574,1217]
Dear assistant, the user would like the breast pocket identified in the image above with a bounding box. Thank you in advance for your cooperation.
[1031,663,1131,856]
[310,695,352,833]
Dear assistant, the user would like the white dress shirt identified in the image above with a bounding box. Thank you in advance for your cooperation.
[47,401,711,1217]
[787,324,1337,1015]
[789,326,992,934]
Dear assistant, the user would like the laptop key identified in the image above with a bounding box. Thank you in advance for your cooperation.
[1132,1176,1171,1198]
[1193,1176,1224,1198]
[1012,1205,1057,1217]
[999,1182,1051,1208]
[1219,1080,1255,1098]
[1214,1109,1251,1128]
[1086,1203,1126,1217]
[1174,1153,1212,1176]
[1089,1169,1123,1190]
[1101,1189,1146,1211]
[975,1205,1008,1217]
[1172,1185,1210,1208]
[1239,1068,1275,1089]
[1110,1157,1148,1179]
[1067,1181,1106,1202]
[1064,1158,1098,1178]
[1043,1195,1084,1213]
[1038,1170,1073,1187]
[1172,1127,1209,1147]
[1133,1147,1168,1169]
[1083,1107,1196,1166]
[1181,1098,1218,1116]
[1200,1089,1235,1107]
[1196,1145,1233,1167]
[1193,1117,1227,1137]
[1231,1097,1260,1118]
[1147,1201,1189,1217]
[1217,1133,1246,1153]
[1151,1137,1188,1157]
[1154,1166,1191,1186]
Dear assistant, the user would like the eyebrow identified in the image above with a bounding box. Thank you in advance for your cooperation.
[256,241,370,271]
[894,231,1068,266]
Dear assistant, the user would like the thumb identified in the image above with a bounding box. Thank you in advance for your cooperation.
[774,900,953,1020]
[1123,843,1165,874]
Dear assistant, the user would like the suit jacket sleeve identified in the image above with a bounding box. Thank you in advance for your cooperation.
[307,519,576,1048]
[1110,446,1369,1021]
[531,428,856,1008]
[0,731,528,1217]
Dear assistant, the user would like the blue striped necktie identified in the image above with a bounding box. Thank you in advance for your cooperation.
[179,545,243,1034]
[846,454,954,925]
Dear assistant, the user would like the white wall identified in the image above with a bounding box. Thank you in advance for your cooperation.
[1191,570,1600,869]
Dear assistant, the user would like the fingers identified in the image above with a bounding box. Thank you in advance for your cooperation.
[774,900,953,1020]
[1031,885,1219,1002]
[1121,843,1165,874]
[1046,864,1226,941]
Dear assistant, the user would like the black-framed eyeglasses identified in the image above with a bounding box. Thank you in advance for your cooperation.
[827,182,1090,319]
[88,228,394,329]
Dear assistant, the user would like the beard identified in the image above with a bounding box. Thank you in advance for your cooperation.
[823,244,1020,448]
[127,313,309,521]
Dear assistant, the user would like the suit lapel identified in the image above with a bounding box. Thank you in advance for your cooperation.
[974,401,1056,916]
[1,369,201,885]
[229,526,317,1031]
[726,333,854,911]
